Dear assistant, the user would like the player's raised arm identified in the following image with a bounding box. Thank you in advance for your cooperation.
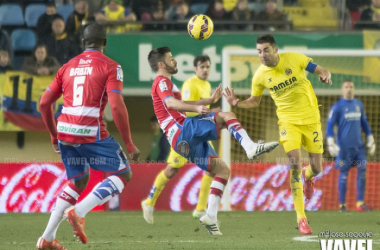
[183,84,222,106]
[165,96,210,115]
[314,65,332,85]
[224,87,261,109]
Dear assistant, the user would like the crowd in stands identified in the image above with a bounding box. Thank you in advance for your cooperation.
[1,0,380,71]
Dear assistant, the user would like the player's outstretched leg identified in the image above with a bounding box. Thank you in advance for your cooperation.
[66,173,130,243]
[199,158,229,236]
[36,237,67,250]
[215,112,279,159]
[37,182,83,248]
[193,173,213,219]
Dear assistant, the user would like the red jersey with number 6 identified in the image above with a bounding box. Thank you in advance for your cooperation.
[47,50,124,144]
[151,76,186,145]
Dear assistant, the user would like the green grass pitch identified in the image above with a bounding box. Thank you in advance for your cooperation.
[1,211,379,250]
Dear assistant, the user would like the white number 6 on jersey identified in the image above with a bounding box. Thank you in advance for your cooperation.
[73,76,85,106]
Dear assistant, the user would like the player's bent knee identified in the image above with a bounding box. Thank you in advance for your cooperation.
[164,166,179,179]
[74,174,89,190]
[116,171,132,182]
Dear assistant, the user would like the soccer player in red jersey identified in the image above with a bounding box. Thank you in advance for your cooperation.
[143,46,279,235]
[36,23,140,250]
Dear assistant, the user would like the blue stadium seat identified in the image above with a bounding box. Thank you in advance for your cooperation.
[0,4,24,26]
[190,3,209,15]
[56,5,74,22]
[11,29,36,51]
[25,4,46,28]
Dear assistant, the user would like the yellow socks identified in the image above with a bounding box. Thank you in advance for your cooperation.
[305,165,317,180]
[357,201,364,207]
[195,174,214,212]
[290,169,306,221]
[146,170,170,207]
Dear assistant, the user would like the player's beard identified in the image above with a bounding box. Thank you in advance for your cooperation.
[164,62,178,74]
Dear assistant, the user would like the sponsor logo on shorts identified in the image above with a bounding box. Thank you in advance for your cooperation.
[281,129,287,137]
[176,141,190,157]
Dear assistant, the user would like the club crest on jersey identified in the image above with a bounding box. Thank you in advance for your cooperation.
[356,106,360,112]
[117,66,123,81]
[281,129,287,137]
[285,68,292,76]
[183,89,190,99]
[159,79,168,92]
[176,141,190,157]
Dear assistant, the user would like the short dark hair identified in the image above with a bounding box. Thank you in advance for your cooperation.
[83,22,107,47]
[256,34,277,47]
[52,16,64,23]
[46,2,56,8]
[148,46,171,72]
[193,55,211,67]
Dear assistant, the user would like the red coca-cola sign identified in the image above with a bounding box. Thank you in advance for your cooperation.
[0,163,104,213]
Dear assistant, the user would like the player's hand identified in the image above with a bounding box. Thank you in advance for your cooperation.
[327,137,339,157]
[196,105,210,115]
[223,87,240,107]
[210,84,223,104]
[129,148,140,161]
[319,73,332,85]
[52,144,60,154]
[366,135,376,156]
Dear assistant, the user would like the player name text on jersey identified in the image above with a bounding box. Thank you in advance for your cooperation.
[69,67,93,76]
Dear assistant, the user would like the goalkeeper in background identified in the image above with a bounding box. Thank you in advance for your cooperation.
[224,34,332,235]
[327,80,375,212]
[142,55,218,223]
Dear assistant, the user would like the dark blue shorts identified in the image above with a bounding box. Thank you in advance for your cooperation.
[174,112,219,171]
[335,146,367,172]
[59,136,130,181]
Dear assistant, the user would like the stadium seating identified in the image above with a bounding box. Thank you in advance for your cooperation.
[0,4,24,26]
[25,4,46,28]
[56,4,74,22]
[190,3,209,15]
[11,29,36,51]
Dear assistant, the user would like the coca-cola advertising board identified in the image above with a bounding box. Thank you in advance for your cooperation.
[1,162,379,213]
[120,162,380,211]
[0,163,104,213]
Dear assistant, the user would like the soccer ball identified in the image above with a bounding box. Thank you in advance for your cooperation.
[187,15,214,40]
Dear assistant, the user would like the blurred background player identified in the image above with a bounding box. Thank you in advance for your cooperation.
[327,80,376,212]
[145,46,279,235]
[36,22,140,249]
[142,55,218,222]
[146,115,170,162]
[224,34,332,235]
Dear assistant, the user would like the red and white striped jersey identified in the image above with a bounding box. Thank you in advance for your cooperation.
[48,50,124,144]
[151,76,186,143]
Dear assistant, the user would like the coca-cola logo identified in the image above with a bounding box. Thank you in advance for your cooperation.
[0,164,68,213]
[169,164,333,212]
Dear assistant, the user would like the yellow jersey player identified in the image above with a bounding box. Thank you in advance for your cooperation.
[224,34,332,235]
[142,55,218,223]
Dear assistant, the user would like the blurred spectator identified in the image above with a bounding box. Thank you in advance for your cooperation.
[355,0,380,29]
[256,0,288,31]
[22,45,60,76]
[130,0,170,20]
[146,115,170,162]
[36,2,63,39]
[0,50,13,73]
[66,0,95,38]
[95,0,138,33]
[170,1,195,30]
[141,2,167,31]
[223,0,238,12]
[55,0,75,4]
[207,0,228,30]
[230,0,254,30]
[0,26,13,65]
[39,17,81,65]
